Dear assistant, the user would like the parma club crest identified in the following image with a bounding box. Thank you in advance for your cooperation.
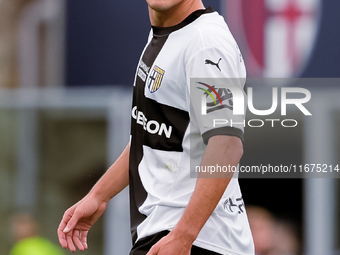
[224,0,321,78]
[146,65,165,93]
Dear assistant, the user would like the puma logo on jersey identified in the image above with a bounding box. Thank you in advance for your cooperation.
[205,58,222,71]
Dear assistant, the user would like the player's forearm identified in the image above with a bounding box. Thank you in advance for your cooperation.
[172,136,243,242]
[88,143,130,204]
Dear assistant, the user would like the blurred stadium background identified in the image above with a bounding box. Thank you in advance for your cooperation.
[0,0,339,254]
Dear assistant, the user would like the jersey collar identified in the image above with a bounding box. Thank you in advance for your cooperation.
[152,7,214,36]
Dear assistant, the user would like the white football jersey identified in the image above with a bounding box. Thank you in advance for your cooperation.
[129,7,254,255]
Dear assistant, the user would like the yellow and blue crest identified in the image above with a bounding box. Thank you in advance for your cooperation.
[146,65,165,93]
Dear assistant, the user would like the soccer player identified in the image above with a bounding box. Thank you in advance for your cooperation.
[57,0,255,254]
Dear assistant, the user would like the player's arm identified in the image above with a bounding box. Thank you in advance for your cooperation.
[57,143,130,252]
[147,135,243,255]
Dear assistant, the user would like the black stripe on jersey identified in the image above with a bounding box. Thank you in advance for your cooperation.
[202,126,244,145]
[129,32,170,243]
[141,98,189,151]
[129,95,189,242]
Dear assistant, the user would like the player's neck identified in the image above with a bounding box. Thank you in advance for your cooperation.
[148,0,204,27]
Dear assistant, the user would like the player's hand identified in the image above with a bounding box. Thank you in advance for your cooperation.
[146,231,192,255]
[57,194,108,252]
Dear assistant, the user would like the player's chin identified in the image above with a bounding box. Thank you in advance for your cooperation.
[146,0,175,12]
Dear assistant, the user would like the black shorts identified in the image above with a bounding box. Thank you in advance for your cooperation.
[129,230,221,255]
